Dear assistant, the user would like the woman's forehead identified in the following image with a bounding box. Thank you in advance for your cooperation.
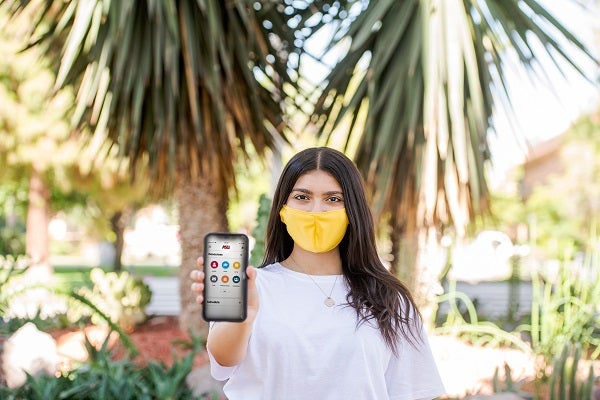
[292,170,342,191]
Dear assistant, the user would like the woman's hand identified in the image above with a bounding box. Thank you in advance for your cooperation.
[190,256,259,320]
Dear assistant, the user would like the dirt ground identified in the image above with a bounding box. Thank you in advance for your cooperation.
[52,316,209,371]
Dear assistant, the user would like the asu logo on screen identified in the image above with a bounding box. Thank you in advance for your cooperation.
[222,244,231,249]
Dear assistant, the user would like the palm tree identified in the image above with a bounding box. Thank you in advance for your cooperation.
[309,0,598,321]
[0,0,321,334]
[0,7,74,286]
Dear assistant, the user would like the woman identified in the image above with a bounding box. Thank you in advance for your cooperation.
[191,147,445,399]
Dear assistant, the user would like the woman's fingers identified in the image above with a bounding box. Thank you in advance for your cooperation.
[191,257,205,304]
[191,281,204,293]
[190,269,203,282]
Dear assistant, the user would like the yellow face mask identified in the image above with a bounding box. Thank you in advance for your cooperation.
[279,205,349,253]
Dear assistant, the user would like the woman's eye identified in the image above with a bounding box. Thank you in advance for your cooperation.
[294,194,309,200]
[328,196,343,203]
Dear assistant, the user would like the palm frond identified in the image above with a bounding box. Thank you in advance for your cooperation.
[311,0,598,235]
[2,0,316,194]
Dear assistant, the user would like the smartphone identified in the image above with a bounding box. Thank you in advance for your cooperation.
[202,232,249,322]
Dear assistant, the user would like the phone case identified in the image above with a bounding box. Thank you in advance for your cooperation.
[202,232,248,322]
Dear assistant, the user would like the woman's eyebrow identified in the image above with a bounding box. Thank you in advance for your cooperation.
[291,188,312,194]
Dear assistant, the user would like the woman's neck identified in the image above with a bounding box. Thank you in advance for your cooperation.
[284,247,343,275]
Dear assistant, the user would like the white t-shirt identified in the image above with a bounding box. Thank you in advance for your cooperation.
[209,263,445,400]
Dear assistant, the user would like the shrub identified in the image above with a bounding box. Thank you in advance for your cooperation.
[434,281,531,352]
[250,193,270,266]
[0,216,25,256]
[548,343,596,400]
[0,255,30,327]
[68,268,152,332]
[517,255,600,375]
[0,333,210,400]
[493,343,596,400]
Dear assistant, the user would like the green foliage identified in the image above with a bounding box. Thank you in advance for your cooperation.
[516,256,600,373]
[0,215,25,256]
[548,343,596,400]
[474,186,526,241]
[0,309,72,336]
[0,181,28,256]
[69,268,152,332]
[1,262,139,355]
[524,109,600,260]
[250,193,271,267]
[66,289,138,356]
[0,333,208,400]
[0,254,29,322]
[54,265,178,279]
[0,7,153,257]
[492,363,518,394]
[228,146,271,235]
[525,194,585,261]
[439,246,600,398]
[493,345,596,400]
[0,8,75,177]
[434,281,531,353]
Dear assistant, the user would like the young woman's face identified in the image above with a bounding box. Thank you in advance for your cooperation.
[285,170,345,212]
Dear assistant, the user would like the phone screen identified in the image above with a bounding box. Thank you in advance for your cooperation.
[202,232,248,322]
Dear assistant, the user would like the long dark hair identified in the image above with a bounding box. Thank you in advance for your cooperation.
[262,147,421,354]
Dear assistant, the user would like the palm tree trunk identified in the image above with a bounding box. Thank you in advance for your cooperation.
[176,170,228,336]
[110,207,132,272]
[21,168,57,318]
[392,224,446,328]
[25,168,51,278]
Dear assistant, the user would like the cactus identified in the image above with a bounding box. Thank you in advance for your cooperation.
[549,343,595,400]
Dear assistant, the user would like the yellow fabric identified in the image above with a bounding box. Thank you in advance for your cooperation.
[279,206,349,253]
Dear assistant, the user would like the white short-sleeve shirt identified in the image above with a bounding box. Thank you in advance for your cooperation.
[209,263,445,400]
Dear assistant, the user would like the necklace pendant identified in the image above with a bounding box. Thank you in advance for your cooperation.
[324,297,335,307]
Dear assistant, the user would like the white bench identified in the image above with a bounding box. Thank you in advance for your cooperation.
[143,276,181,316]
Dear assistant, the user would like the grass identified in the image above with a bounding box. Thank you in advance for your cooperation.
[54,265,178,277]
[52,265,178,291]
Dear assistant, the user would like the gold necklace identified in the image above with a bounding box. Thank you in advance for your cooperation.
[288,254,339,307]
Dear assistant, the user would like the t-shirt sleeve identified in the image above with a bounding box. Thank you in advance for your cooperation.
[208,347,238,381]
[385,323,446,400]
